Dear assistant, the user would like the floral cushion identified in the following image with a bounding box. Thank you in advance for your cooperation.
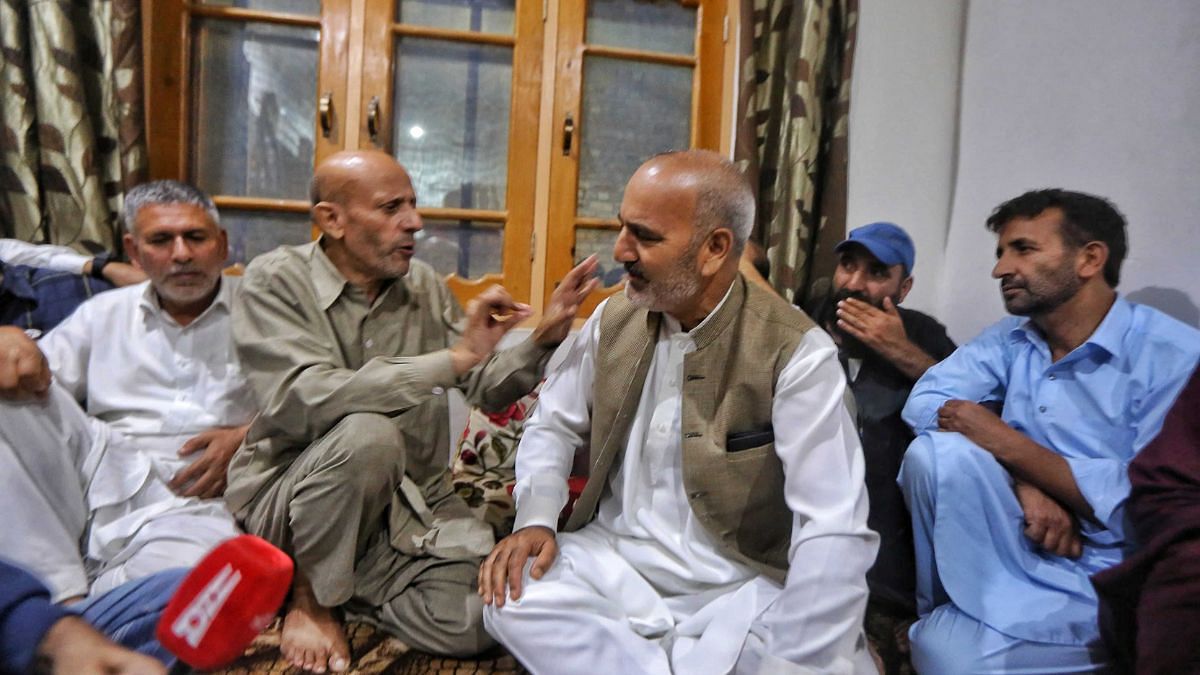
[451,387,540,538]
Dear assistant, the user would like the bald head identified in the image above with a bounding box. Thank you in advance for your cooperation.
[310,150,410,207]
[632,150,755,255]
[310,150,422,289]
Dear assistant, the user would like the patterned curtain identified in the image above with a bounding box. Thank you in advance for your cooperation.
[735,0,858,304]
[0,0,147,253]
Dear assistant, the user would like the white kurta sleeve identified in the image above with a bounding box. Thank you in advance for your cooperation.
[511,303,604,532]
[0,239,90,272]
[758,327,878,670]
[37,296,97,403]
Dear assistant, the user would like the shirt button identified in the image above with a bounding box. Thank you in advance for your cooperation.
[432,386,445,395]
[1048,374,1056,381]
[364,338,374,348]
[1039,405,1047,413]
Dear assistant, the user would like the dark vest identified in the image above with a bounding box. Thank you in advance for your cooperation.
[566,276,818,583]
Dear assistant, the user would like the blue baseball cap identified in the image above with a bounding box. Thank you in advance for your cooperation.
[834,221,915,275]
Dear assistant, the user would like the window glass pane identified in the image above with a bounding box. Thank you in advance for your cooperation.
[393,38,512,212]
[196,0,320,14]
[574,228,625,287]
[577,57,692,219]
[221,210,313,266]
[397,0,515,34]
[414,220,503,279]
[586,0,696,56]
[191,19,319,200]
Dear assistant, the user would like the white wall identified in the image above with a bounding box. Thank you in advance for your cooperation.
[849,0,1200,343]
[847,0,964,315]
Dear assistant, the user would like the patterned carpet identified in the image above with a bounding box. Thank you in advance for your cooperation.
[208,620,526,675]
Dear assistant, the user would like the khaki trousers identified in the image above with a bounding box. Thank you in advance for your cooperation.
[239,412,493,656]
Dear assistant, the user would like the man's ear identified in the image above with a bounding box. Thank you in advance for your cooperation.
[122,232,144,270]
[699,228,734,276]
[312,202,344,240]
[897,275,914,304]
[1077,241,1109,282]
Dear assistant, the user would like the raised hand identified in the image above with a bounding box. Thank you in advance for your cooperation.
[450,285,534,375]
[532,256,600,349]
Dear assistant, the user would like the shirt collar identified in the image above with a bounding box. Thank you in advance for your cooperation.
[661,278,736,340]
[1009,294,1131,359]
[308,239,351,310]
[137,276,234,323]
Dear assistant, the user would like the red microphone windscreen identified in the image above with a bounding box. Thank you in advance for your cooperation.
[156,535,293,670]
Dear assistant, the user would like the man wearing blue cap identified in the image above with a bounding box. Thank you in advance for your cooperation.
[803,221,956,672]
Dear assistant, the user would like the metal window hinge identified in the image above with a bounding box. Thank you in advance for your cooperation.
[723,14,730,43]
[531,230,537,262]
[543,0,548,22]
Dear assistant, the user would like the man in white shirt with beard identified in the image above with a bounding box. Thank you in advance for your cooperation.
[479,151,877,674]
[0,180,252,601]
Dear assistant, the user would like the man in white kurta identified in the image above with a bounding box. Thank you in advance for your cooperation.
[480,151,877,673]
[0,181,251,599]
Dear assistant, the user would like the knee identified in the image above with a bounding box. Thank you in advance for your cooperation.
[908,608,979,675]
[321,413,405,479]
[898,434,938,499]
[423,593,496,657]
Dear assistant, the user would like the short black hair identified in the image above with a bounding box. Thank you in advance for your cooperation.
[986,188,1127,287]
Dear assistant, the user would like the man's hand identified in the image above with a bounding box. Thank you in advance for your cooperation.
[169,424,250,498]
[37,615,166,675]
[100,261,148,287]
[478,525,558,608]
[531,255,600,349]
[837,297,937,379]
[0,326,51,401]
[450,285,535,375]
[1014,481,1082,558]
[936,399,1017,453]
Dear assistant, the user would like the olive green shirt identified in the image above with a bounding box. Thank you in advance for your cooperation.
[225,240,552,515]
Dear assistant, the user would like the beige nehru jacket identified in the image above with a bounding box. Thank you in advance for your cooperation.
[566,275,817,583]
[225,240,552,515]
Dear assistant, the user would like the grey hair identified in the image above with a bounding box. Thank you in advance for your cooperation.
[652,150,755,255]
[122,180,220,233]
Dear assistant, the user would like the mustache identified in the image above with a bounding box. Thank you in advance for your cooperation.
[623,261,646,280]
[832,288,877,307]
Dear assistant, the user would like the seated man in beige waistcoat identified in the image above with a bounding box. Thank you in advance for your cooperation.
[479,150,879,673]
[225,150,597,673]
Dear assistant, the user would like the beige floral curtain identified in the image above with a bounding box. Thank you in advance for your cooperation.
[736,0,858,304]
[0,0,146,253]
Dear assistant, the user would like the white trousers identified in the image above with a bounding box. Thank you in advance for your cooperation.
[483,527,873,675]
[0,385,239,600]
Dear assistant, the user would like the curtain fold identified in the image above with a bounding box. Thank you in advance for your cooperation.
[0,0,146,253]
[736,0,858,304]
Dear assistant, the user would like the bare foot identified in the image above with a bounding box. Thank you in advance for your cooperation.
[280,578,350,673]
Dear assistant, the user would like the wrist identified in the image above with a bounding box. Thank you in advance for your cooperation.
[89,254,112,280]
[449,344,484,375]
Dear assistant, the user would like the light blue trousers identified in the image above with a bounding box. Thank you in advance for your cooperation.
[72,568,187,665]
[899,433,1113,674]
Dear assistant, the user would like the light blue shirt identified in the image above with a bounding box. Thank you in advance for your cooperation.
[902,296,1200,643]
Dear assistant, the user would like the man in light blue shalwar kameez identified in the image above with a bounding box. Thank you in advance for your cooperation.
[897,189,1200,674]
